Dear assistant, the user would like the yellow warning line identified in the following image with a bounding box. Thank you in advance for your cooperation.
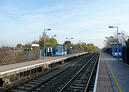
[107,63,122,92]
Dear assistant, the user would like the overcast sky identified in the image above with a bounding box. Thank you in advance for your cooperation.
[0,0,129,48]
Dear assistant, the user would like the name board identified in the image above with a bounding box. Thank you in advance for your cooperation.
[32,44,40,47]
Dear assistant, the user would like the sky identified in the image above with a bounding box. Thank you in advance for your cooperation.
[0,0,129,48]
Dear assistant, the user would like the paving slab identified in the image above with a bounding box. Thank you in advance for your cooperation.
[105,53,129,92]
[0,52,86,78]
[96,53,114,92]
[0,56,65,73]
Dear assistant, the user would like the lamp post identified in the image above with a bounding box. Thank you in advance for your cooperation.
[123,33,126,63]
[65,37,74,55]
[43,28,51,59]
[120,33,126,63]
[110,36,114,56]
[51,35,56,56]
[109,26,119,62]
[65,38,68,55]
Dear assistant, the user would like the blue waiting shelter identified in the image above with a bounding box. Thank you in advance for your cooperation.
[55,44,67,56]
[111,43,122,57]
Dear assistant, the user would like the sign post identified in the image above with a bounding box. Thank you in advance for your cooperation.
[30,44,41,61]
[30,44,33,61]
[46,46,48,56]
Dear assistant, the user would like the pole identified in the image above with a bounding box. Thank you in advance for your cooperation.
[43,29,45,59]
[38,46,41,59]
[69,40,70,55]
[51,38,53,56]
[117,27,119,62]
[66,46,67,56]
[123,33,126,63]
[69,41,70,55]
[125,43,126,63]
[46,46,47,56]
[109,48,110,55]
[122,45,123,60]
[55,45,56,56]
[30,44,32,61]
[112,45,113,55]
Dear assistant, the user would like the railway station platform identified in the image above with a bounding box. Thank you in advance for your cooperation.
[95,53,129,92]
[0,52,87,87]
[0,52,87,78]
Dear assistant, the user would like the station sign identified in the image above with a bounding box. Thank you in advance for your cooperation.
[32,44,40,47]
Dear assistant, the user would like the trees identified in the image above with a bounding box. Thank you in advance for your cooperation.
[50,38,58,47]
[39,33,58,50]
[76,42,98,52]
[63,41,98,53]
[22,33,58,50]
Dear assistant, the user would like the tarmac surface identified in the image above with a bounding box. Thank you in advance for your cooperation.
[105,54,129,92]
[96,53,114,92]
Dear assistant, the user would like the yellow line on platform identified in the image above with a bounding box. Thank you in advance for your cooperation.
[107,63,122,92]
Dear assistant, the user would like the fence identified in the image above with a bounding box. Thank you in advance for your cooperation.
[0,48,39,65]
[0,46,86,65]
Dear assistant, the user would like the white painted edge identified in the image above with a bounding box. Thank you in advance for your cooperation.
[0,58,65,75]
[93,53,101,92]
[0,52,87,76]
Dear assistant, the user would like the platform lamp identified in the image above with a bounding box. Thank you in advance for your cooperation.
[65,38,68,55]
[109,26,119,62]
[70,38,74,54]
[119,33,126,64]
[43,28,51,59]
[65,37,74,55]
[51,35,56,56]
[122,33,126,64]
[110,36,115,56]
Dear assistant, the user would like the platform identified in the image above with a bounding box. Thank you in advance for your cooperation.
[0,52,87,79]
[95,53,114,92]
[94,53,129,92]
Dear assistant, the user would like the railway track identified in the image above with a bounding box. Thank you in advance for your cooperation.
[58,53,99,92]
[4,53,99,92]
